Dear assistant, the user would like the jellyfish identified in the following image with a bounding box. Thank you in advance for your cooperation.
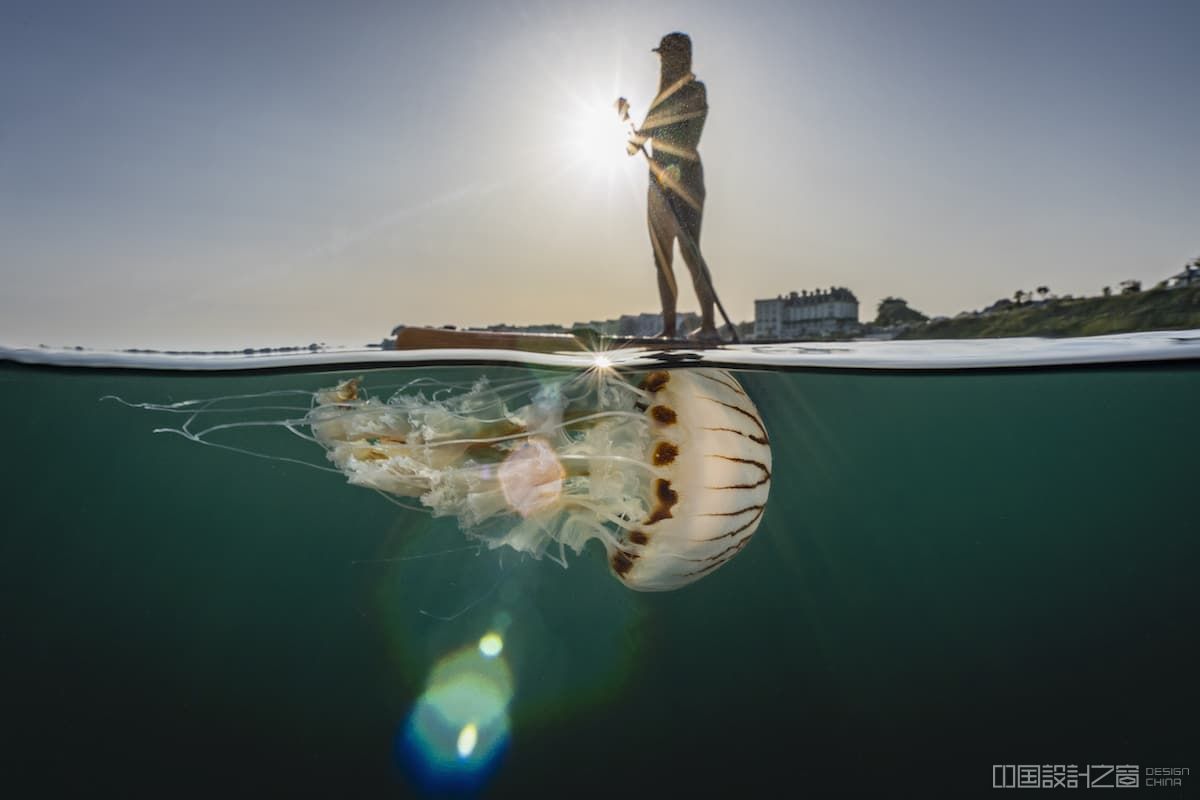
[128,367,771,591]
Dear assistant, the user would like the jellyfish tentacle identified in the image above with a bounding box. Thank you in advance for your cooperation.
[104,388,317,411]
[151,426,343,474]
[557,453,662,475]
[371,490,432,513]
[554,410,649,428]
[560,499,647,533]
[187,417,315,438]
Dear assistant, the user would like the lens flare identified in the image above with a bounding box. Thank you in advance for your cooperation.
[399,645,514,792]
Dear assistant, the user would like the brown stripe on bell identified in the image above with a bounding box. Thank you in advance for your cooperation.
[652,441,679,466]
[611,549,639,577]
[696,371,746,396]
[644,478,678,524]
[649,404,677,425]
[640,370,671,393]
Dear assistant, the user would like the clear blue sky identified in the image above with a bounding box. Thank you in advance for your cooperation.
[2,0,1197,347]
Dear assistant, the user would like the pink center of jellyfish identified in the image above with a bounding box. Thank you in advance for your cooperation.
[498,438,566,518]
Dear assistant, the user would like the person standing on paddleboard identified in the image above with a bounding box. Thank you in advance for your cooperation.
[626,32,718,343]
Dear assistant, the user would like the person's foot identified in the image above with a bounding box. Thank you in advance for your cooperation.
[654,311,678,340]
[689,326,723,346]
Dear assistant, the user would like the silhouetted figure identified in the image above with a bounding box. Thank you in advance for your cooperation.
[627,32,716,341]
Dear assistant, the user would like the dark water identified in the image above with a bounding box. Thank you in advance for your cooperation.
[1,362,1196,797]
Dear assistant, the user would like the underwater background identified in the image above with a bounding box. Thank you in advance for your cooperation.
[2,362,1196,797]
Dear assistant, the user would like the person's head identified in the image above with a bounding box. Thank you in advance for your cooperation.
[653,32,692,75]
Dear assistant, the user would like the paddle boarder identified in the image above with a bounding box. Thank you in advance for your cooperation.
[626,32,719,343]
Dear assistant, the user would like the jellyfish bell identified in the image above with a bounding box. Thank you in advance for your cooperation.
[122,366,771,591]
[306,367,771,591]
[608,369,772,590]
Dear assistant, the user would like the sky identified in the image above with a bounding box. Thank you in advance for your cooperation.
[2,0,1198,348]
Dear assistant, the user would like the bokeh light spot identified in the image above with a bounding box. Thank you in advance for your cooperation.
[479,632,504,658]
[457,723,478,758]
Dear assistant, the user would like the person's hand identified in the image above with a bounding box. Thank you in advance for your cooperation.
[626,130,645,156]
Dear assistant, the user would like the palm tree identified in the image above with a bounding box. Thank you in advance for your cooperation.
[1036,286,1049,301]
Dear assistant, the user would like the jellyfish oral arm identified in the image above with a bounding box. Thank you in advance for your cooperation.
[498,439,565,519]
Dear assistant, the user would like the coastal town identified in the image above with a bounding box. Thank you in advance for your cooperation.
[385,257,1200,346]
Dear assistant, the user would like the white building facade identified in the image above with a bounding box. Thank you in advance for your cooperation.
[1167,263,1200,289]
[754,287,859,339]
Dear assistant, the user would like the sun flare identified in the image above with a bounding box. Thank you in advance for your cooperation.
[555,95,636,182]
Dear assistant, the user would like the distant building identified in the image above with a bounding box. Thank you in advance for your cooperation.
[573,312,699,338]
[573,318,622,336]
[619,312,699,338]
[484,323,567,334]
[754,288,859,339]
[1167,263,1200,289]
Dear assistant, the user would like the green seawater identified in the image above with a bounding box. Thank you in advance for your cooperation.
[2,362,1196,797]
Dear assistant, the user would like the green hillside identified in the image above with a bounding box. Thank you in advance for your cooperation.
[899,286,1200,339]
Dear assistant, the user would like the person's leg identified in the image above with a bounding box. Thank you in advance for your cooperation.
[675,189,717,339]
[647,183,679,338]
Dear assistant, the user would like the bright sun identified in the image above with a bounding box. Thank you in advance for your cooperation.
[556,95,637,182]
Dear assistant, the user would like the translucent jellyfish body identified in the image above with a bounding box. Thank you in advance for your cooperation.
[308,368,771,591]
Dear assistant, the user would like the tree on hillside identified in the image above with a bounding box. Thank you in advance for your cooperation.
[1102,286,1112,297]
[1120,279,1141,294]
[874,297,929,327]
[1036,286,1050,300]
